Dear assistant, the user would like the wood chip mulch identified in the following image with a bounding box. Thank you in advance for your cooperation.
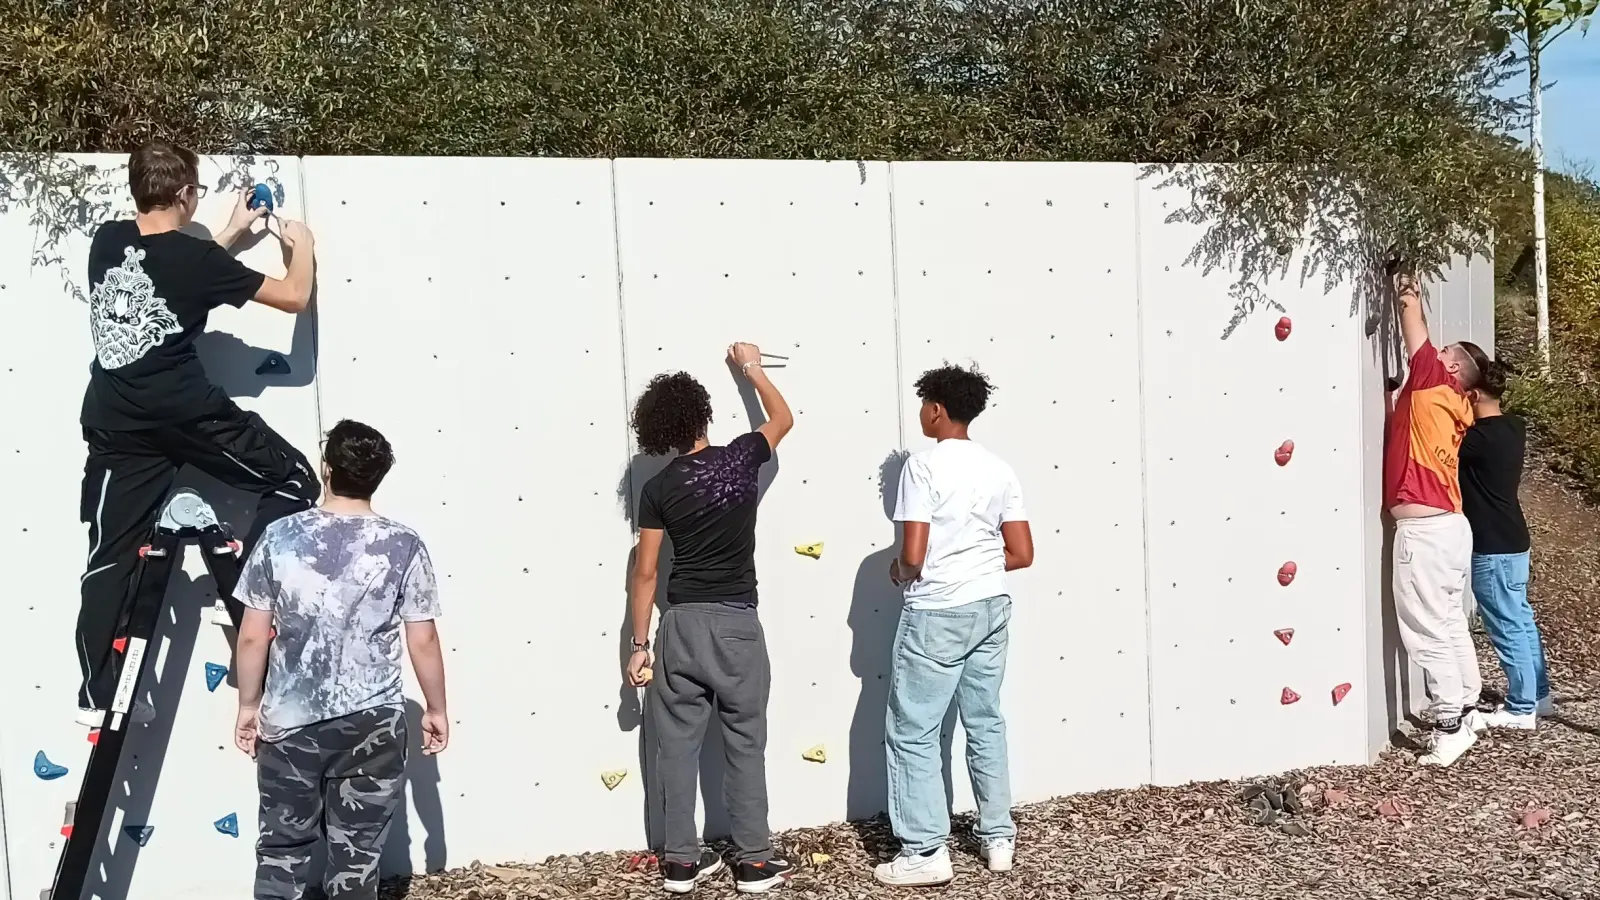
[379,460,1600,900]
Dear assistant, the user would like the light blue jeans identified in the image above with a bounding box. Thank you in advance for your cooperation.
[1471,551,1550,715]
[885,595,1014,854]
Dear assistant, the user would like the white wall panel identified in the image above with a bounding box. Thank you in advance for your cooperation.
[612,158,902,836]
[305,156,637,868]
[0,153,318,900]
[1137,174,1370,785]
[889,162,1152,804]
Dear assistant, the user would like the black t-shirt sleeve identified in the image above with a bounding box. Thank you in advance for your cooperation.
[732,430,774,470]
[1459,426,1482,464]
[637,479,664,530]
[199,244,267,309]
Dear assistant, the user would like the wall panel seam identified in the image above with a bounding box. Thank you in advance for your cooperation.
[1130,167,1158,785]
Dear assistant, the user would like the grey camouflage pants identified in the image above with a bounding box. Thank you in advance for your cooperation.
[256,706,408,899]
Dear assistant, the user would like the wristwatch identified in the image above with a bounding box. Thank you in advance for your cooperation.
[631,638,650,652]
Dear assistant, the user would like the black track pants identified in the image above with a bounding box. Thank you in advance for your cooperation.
[77,402,319,709]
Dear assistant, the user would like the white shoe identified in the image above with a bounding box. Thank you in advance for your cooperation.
[979,838,1014,873]
[77,700,155,728]
[1420,725,1478,766]
[874,847,954,887]
[1465,709,1487,734]
[1482,707,1538,730]
[1538,696,1556,717]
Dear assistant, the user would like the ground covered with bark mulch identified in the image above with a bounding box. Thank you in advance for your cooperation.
[380,461,1600,900]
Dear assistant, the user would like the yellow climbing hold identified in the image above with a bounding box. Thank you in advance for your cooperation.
[601,770,628,791]
[794,542,824,560]
[802,744,827,764]
[810,853,831,866]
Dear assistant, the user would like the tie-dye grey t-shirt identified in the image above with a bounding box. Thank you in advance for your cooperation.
[235,508,441,742]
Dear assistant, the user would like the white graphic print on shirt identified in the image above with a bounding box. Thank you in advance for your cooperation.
[88,245,182,370]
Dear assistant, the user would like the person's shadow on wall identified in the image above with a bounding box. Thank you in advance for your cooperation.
[379,698,449,882]
[612,366,781,853]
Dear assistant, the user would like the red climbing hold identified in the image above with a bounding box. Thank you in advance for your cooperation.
[1274,628,1295,646]
[1281,687,1301,705]
[1274,440,1295,466]
[1275,316,1292,341]
[113,637,127,653]
[1331,683,1352,705]
[1277,562,1297,586]
[85,730,100,746]
[60,824,73,838]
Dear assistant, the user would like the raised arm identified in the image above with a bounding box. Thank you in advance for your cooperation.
[252,220,317,314]
[728,342,794,451]
[1396,272,1429,359]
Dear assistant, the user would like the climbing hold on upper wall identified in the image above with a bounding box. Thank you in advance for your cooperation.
[1331,683,1352,705]
[1274,629,1295,646]
[802,745,827,764]
[1278,562,1297,586]
[1275,316,1293,341]
[247,183,274,212]
[1274,440,1295,466]
[124,824,154,846]
[255,352,290,376]
[215,813,239,837]
[33,751,67,780]
[794,542,824,560]
[1280,688,1301,705]
[600,770,628,791]
[205,662,229,692]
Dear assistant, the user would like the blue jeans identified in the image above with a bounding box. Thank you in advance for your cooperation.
[1471,551,1550,715]
[885,595,1014,854]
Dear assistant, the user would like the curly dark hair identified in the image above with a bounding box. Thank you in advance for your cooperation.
[323,419,394,500]
[632,371,713,456]
[914,363,994,424]
[1478,357,1514,400]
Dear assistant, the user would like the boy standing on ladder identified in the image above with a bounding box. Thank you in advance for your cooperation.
[1385,272,1493,766]
[76,139,321,726]
[232,419,449,899]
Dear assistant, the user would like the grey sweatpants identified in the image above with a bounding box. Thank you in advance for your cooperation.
[650,603,774,865]
[255,706,408,899]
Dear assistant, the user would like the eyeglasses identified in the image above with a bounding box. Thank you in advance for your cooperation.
[186,183,209,199]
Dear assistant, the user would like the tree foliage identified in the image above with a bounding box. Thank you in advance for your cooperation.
[1,0,1526,318]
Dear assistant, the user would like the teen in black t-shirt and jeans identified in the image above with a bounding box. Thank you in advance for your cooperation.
[625,342,797,894]
[75,141,321,727]
[1460,359,1552,730]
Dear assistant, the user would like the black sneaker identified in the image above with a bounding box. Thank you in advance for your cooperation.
[735,857,796,893]
[663,850,726,894]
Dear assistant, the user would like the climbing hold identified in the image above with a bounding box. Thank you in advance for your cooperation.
[215,813,239,837]
[1280,688,1301,705]
[113,636,127,653]
[1275,316,1292,341]
[1274,629,1295,646]
[1274,440,1295,466]
[802,745,827,764]
[255,352,290,376]
[1331,682,1352,705]
[600,770,628,791]
[124,824,154,847]
[1277,562,1297,586]
[794,542,824,560]
[33,751,67,781]
[810,853,831,866]
[205,662,229,692]
[247,182,274,212]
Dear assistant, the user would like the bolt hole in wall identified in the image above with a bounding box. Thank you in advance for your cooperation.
[0,155,1492,898]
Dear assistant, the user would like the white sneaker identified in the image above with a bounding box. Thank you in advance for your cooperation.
[77,700,155,728]
[1419,725,1477,766]
[1482,707,1538,730]
[873,847,954,887]
[979,838,1014,873]
[1465,709,1487,734]
[1538,696,1556,717]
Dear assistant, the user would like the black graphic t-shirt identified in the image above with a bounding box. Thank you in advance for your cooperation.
[1459,413,1532,555]
[80,220,265,431]
[638,431,774,606]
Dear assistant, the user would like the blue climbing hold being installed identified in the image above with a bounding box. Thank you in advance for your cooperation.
[255,352,290,376]
[215,813,239,837]
[205,662,229,692]
[33,751,67,781]
[247,182,275,212]
[124,825,154,847]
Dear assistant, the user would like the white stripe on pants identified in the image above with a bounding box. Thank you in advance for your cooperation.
[1393,512,1481,719]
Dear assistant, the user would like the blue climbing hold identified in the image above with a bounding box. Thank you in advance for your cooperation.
[33,751,67,781]
[247,182,275,212]
[215,813,239,837]
[124,824,154,846]
[255,352,290,376]
[205,662,229,692]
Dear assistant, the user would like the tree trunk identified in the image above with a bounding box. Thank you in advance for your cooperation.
[1531,36,1551,373]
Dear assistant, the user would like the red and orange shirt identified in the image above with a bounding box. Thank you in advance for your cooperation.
[1383,339,1475,512]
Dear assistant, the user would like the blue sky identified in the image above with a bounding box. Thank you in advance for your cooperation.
[1521,29,1599,174]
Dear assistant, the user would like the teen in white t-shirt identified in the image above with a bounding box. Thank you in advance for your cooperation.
[876,363,1033,889]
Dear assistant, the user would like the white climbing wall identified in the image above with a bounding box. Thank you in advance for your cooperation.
[0,154,1488,900]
